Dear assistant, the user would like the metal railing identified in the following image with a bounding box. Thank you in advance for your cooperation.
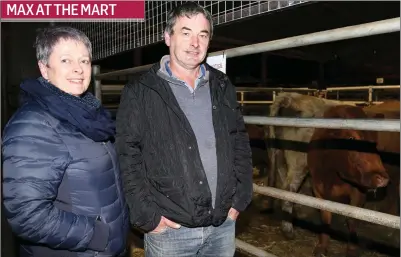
[93,17,400,81]
[240,115,400,256]
[91,17,400,257]
[98,84,400,110]
[235,85,400,106]
[92,17,400,101]
[253,185,399,230]
[244,116,400,132]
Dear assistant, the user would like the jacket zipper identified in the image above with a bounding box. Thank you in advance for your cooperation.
[99,142,127,254]
[101,141,127,251]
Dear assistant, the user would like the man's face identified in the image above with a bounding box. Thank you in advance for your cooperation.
[164,13,210,70]
[38,38,92,96]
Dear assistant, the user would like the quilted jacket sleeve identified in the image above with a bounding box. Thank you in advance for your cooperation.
[115,84,161,232]
[2,110,109,252]
[226,77,253,212]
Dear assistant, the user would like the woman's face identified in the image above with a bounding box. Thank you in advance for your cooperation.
[39,38,92,97]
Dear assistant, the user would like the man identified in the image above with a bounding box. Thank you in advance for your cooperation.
[115,2,253,256]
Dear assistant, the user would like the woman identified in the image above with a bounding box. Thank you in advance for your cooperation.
[2,26,129,257]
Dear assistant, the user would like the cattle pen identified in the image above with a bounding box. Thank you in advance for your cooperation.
[91,17,400,257]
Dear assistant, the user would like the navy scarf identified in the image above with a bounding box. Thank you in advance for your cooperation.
[20,77,115,142]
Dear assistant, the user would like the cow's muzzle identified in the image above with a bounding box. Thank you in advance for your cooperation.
[370,172,390,188]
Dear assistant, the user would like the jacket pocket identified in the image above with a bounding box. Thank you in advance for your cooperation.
[87,216,110,252]
[148,176,188,209]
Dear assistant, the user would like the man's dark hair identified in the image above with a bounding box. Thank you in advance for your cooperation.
[164,1,214,39]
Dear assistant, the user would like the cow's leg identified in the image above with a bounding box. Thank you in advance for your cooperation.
[312,190,332,257]
[280,165,308,239]
[346,189,366,257]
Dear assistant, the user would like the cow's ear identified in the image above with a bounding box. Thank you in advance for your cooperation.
[373,113,385,119]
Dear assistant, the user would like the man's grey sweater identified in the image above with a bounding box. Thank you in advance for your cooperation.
[157,55,218,208]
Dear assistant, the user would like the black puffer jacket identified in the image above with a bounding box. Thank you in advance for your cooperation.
[115,62,253,232]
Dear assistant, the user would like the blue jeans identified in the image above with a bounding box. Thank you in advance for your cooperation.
[144,217,236,257]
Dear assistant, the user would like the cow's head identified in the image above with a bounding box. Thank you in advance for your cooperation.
[310,105,389,189]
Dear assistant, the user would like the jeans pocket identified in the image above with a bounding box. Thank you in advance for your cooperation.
[149,226,169,235]
[226,215,236,222]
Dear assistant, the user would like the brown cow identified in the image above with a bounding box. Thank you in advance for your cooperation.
[363,101,400,216]
[265,92,399,240]
[307,105,389,257]
[265,92,355,239]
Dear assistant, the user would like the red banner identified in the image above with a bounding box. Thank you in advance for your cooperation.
[1,0,145,21]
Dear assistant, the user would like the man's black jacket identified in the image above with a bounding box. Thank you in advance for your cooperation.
[115,62,253,232]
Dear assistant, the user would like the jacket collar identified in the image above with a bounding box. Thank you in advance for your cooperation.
[139,61,227,93]
[137,61,229,130]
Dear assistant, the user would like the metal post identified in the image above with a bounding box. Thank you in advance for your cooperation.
[368,87,373,103]
[240,92,245,107]
[261,53,268,86]
[92,65,102,103]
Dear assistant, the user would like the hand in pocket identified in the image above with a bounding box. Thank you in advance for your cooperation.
[150,216,181,234]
